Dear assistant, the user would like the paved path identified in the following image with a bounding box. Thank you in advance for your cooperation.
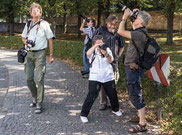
[0,49,162,135]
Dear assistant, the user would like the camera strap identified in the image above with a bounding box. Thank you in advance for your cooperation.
[90,50,96,68]
[26,20,42,46]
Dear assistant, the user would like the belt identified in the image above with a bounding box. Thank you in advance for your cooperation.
[30,48,46,52]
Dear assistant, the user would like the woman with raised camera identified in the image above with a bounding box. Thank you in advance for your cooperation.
[80,35,122,123]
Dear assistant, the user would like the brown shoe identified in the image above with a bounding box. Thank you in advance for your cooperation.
[99,104,107,111]
[129,116,139,123]
[129,124,147,133]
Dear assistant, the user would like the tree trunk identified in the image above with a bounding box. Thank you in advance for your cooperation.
[97,0,102,27]
[9,12,14,36]
[52,18,57,36]
[63,3,68,34]
[77,15,81,38]
[166,0,175,45]
[103,0,110,22]
[9,23,14,36]
[76,0,81,38]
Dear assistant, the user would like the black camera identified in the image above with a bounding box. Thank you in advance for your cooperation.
[117,2,139,22]
[80,15,90,23]
[26,39,35,47]
[99,44,107,51]
[99,44,108,58]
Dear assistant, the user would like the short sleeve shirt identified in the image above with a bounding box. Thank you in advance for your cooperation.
[124,27,147,66]
[88,47,115,83]
[21,19,54,50]
[83,26,95,45]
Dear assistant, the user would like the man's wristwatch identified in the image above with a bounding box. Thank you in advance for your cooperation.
[121,19,126,23]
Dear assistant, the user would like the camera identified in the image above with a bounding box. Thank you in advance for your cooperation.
[26,39,35,47]
[80,15,90,23]
[99,44,108,58]
[21,39,35,56]
[116,2,139,22]
[99,44,107,51]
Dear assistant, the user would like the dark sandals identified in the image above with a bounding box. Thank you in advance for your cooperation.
[129,124,147,133]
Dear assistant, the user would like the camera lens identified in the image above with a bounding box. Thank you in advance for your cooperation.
[116,2,127,11]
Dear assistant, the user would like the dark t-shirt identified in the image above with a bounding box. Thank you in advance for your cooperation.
[124,27,147,66]
[95,26,125,62]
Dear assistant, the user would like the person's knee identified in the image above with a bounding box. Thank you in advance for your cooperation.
[128,83,145,110]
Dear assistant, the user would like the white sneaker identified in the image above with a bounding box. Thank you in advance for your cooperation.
[112,110,122,116]
[80,116,89,123]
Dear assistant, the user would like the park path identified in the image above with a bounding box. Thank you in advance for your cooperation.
[0,49,162,135]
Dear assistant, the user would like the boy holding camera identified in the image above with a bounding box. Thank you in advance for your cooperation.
[80,17,96,78]
[80,35,122,123]
[21,3,54,114]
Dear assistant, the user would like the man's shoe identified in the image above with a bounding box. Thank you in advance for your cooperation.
[29,102,36,107]
[81,70,89,75]
[29,99,36,107]
[112,110,122,116]
[129,116,139,123]
[99,104,107,111]
[80,116,89,123]
[82,74,89,79]
[35,103,42,114]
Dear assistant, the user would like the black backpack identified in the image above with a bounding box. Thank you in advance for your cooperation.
[132,30,161,70]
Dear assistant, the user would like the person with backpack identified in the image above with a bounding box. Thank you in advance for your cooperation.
[21,3,54,114]
[117,8,151,133]
[80,17,96,78]
[80,35,122,123]
[95,16,125,110]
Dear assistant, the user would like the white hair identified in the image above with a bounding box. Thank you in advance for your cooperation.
[138,11,151,26]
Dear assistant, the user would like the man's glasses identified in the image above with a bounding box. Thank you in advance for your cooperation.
[32,9,40,13]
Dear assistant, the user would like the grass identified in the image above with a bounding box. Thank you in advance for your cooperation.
[0,33,181,92]
[0,33,181,67]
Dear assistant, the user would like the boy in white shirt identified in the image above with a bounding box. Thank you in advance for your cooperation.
[80,35,122,123]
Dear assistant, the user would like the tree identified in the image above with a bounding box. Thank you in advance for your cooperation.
[159,0,182,45]
[0,0,24,36]
[139,0,182,45]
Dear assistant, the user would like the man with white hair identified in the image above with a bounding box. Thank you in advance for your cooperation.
[118,9,151,133]
[22,2,54,114]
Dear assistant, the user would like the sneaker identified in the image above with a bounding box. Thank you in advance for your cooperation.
[80,116,89,123]
[29,102,36,107]
[35,103,42,114]
[112,110,122,116]
[82,74,89,79]
[29,99,36,107]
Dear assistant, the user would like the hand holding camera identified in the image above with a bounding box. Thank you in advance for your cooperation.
[117,2,139,22]
[123,8,132,20]
[99,44,108,58]
[80,15,90,23]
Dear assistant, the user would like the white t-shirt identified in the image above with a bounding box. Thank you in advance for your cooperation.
[21,19,54,51]
[88,47,115,83]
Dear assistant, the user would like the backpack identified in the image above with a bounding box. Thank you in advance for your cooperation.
[132,30,161,70]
